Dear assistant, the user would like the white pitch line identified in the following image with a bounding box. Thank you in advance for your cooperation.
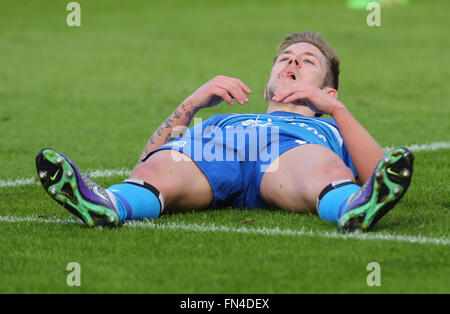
[382,141,450,153]
[1,141,449,189]
[0,177,36,188]
[0,215,448,246]
[0,168,132,188]
[0,215,81,225]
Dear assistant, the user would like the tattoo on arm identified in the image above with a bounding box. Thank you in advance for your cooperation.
[175,104,195,121]
[173,109,181,119]
[180,102,194,118]
[143,101,198,159]
[156,125,163,136]
[164,118,173,129]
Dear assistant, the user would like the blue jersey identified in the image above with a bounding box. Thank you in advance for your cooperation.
[213,111,350,163]
[149,111,357,209]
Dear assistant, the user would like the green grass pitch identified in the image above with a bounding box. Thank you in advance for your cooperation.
[0,0,449,293]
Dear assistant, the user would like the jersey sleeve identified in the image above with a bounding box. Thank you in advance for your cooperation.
[196,113,233,128]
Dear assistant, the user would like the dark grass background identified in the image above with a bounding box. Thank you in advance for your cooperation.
[1,0,449,178]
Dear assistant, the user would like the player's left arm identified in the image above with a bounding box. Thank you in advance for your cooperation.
[273,82,385,183]
[327,104,385,183]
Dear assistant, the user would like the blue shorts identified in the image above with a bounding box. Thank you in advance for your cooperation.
[143,112,356,209]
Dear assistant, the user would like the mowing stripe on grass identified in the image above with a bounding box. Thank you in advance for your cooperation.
[1,141,449,188]
[0,215,448,246]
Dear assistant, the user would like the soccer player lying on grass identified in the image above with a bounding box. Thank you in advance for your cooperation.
[36,31,414,232]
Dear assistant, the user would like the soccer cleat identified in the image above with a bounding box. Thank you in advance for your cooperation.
[338,147,414,232]
[35,148,120,227]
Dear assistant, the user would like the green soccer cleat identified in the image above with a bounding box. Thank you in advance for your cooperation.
[36,148,121,227]
[338,147,414,232]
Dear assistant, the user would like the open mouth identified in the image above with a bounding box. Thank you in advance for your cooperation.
[280,70,297,81]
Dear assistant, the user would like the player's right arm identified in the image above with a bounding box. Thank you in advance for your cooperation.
[139,75,252,160]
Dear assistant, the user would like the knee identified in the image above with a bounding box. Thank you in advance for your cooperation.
[303,159,355,203]
[131,158,164,179]
[129,159,182,205]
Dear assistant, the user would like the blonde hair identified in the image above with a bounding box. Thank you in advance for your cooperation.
[275,31,340,90]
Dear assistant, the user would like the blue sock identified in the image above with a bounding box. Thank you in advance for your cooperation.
[317,180,360,223]
[106,179,163,221]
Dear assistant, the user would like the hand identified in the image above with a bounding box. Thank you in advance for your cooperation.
[272,82,343,115]
[184,75,252,110]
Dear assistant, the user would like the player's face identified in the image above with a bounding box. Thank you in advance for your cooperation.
[266,42,329,99]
